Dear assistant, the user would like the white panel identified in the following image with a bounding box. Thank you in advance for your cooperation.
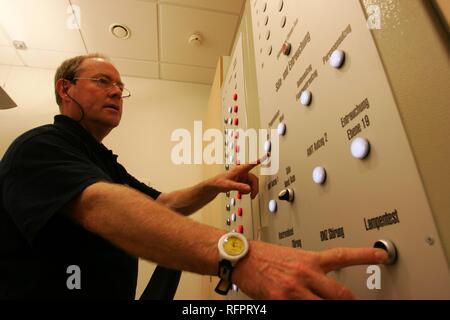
[159,0,244,14]
[0,0,85,52]
[72,0,158,61]
[160,4,238,67]
[249,0,450,299]
[17,49,84,69]
[0,46,23,66]
[160,63,214,84]
[111,58,159,79]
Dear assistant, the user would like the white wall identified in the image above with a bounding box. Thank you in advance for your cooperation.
[0,65,211,300]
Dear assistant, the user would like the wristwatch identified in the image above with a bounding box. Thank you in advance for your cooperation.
[215,232,249,295]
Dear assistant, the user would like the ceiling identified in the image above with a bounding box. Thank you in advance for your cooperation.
[0,0,245,85]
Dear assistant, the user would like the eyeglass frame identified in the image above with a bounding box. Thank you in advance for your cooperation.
[69,76,131,98]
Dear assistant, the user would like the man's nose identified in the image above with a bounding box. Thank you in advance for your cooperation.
[108,84,123,99]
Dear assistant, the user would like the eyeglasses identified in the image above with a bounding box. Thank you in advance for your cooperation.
[72,76,131,98]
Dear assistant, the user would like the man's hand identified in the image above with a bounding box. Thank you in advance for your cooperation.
[233,241,389,300]
[210,162,260,199]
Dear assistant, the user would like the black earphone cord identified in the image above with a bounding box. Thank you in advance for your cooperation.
[64,82,85,122]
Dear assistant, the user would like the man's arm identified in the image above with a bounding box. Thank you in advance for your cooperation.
[66,181,388,299]
[156,163,259,215]
[66,181,222,275]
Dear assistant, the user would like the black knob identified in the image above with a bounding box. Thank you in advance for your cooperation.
[278,188,295,202]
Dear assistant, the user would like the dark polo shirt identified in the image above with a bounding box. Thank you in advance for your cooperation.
[0,115,179,299]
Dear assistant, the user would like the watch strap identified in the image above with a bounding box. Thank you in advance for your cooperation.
[215,259,233,295]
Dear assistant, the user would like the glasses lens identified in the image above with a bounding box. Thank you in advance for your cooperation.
[97,77,112,88]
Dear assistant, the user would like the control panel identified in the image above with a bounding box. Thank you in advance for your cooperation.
[221,33,255,298]
[246,0,450,299]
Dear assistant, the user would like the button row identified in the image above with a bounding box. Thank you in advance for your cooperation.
[227,106,239,114]
[266,138,371,213]
[223,117,240,126]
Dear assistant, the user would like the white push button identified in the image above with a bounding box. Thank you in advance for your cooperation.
[351,137,370,159]
[231,213,237,222]
[300,90,312,106]
[312,166,327,185]
[227,107,232,114]
[227,118,232,125]
[277,122,286,136]
[330,49,345,69]
[268,200,277,213]
[230,198,236,206]
[264,140,272,152]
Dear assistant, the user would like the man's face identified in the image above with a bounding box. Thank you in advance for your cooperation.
[70,58,124,129]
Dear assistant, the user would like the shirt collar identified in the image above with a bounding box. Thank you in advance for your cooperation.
[53,115,118,161]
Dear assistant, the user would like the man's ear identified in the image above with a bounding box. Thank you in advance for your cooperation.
[56,79,69,99]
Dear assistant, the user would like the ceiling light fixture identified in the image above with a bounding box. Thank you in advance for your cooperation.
[109,23,131,40]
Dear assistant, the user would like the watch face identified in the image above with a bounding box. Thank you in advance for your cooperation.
[223,235,245,256]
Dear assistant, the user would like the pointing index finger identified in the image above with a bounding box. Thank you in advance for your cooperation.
[319,247,388,273]
[236,153,270,172]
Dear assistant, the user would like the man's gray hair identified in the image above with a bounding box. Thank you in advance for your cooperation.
[54,53,110,108]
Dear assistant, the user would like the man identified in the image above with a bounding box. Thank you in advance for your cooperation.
[0,53,387,299]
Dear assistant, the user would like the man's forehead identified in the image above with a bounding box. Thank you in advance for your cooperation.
[78,58,121,78]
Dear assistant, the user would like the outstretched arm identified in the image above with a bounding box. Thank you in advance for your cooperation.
[156,162,259,215]
[66,181,388,299]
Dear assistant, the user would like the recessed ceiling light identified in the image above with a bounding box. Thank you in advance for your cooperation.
[109,24,131,40]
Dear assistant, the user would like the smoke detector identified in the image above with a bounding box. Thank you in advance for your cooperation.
[13,40,27,50]
[188,33,203,46]
[109,23,131,40]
